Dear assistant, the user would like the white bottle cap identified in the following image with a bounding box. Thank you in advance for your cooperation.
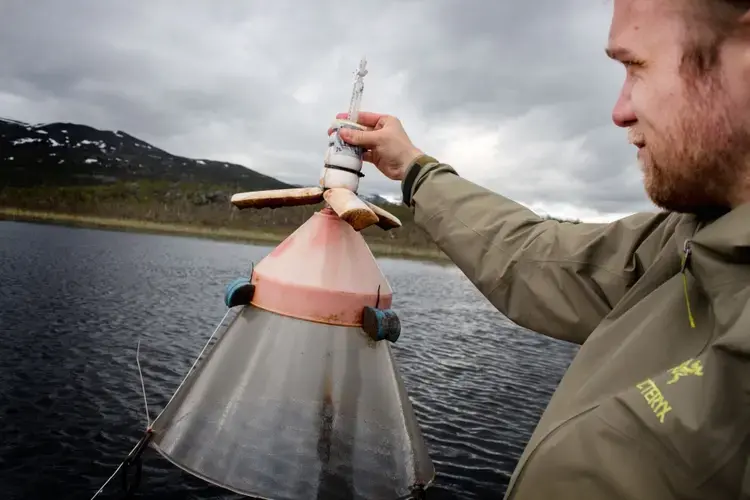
[320,119,367,192]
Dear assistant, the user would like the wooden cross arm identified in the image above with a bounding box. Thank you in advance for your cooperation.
[230,187,324,209]
[323,189,402,232]
[230,187,402,232]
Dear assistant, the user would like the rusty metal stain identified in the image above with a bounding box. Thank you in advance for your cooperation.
[318,312,342,324]
[316,358,334,464]
[249,302,365,327]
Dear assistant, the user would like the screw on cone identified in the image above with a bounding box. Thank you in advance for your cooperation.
[148,207,435,499]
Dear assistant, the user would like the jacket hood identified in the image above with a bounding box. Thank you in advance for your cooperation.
[677,202,750,351]
[679,202,750,293]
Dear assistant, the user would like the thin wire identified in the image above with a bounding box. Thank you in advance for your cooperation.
[150,308,232,426]
[136,338,150,427]
[89,308,233,500]
[88,440,140,500]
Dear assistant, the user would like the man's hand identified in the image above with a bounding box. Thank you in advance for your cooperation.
[330,112,424,181]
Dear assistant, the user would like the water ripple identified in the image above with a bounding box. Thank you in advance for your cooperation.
[0,221,578,499]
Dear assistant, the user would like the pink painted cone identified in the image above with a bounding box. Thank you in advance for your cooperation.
[149,208,435,499]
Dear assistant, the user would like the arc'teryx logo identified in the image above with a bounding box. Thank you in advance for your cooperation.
[636,379,671,424]
[634,358,704,424]
[666,358,703,385]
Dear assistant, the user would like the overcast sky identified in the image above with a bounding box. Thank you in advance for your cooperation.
[0,0,658,222]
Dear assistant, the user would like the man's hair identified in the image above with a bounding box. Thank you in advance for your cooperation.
[681,1,750,74]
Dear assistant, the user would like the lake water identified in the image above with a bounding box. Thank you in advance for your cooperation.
[0,221,579,500]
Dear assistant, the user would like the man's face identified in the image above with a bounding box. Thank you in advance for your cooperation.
[607,0,750,213]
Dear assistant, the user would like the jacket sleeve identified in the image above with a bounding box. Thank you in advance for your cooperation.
[402,160,676,345]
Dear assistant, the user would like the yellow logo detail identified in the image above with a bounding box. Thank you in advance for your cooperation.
[636,379,672,424]
[666,358,703,385]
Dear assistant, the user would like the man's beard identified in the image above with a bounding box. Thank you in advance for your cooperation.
[635,79,749,214]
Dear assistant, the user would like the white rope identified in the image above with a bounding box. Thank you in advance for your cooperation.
[89,308,233,500]
[136,338,150,427]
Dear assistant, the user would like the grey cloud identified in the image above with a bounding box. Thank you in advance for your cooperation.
[390,0,617,121]
[0,0,650,217]
[384,0,652,215]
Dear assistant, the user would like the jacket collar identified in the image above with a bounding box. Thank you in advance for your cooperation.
[670,203,750,336]
[679,202,750,292]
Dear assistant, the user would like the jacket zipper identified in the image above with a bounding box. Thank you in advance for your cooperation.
[680,239,696,328]
[504,406,598,500]
[507,237,697,498]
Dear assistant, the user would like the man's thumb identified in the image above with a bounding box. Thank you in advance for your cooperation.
[340,127,375,147]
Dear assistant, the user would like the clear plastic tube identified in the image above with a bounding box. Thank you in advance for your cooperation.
[347,57,367,124]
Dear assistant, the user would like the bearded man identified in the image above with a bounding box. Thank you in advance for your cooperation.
[334,0,750,498]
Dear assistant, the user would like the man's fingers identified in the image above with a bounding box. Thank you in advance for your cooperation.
[339,127,381,147]
[335,111,387,128]
[339,128,365,145]
[328,126,373,136]
[353,111,387,127]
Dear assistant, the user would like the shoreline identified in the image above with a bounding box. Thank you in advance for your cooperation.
[0,207,451,264]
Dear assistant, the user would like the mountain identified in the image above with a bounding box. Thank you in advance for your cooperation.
[0,117,294,190]
[360,193,396,205]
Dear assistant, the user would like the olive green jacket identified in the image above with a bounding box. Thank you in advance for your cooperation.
[402,158,750,499]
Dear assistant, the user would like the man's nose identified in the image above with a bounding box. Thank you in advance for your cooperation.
[612,81,636,128]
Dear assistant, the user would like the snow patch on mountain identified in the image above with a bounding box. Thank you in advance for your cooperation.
[12,137,41,145]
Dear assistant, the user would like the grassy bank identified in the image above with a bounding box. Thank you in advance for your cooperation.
[0,180,453,262]
[0,180,581,263]
[0,207,451,262]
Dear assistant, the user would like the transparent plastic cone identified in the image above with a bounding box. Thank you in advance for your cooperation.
[149,210,435,499]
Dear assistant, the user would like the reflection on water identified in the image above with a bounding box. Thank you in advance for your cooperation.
[0,221,578,499]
